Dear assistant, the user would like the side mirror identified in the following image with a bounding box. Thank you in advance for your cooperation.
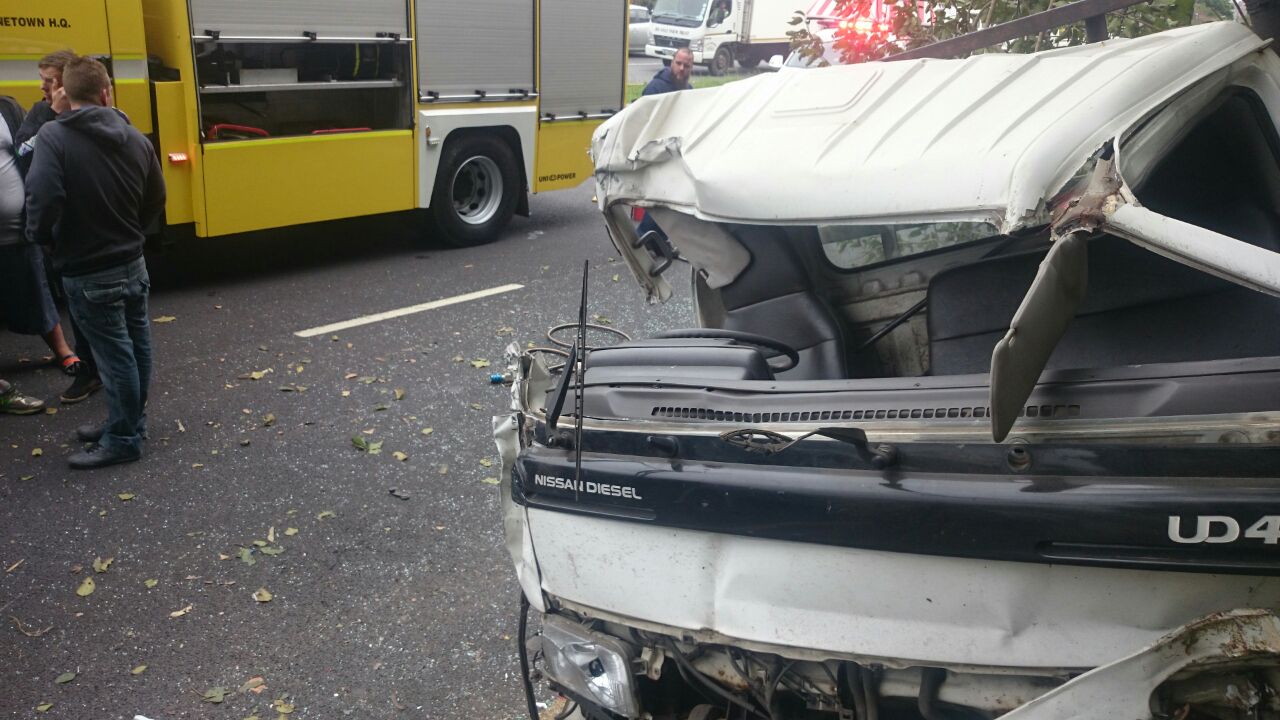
[768,54,784,68]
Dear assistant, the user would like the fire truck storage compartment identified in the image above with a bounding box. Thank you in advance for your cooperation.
[195,41,413,140]
[190,0,412,140]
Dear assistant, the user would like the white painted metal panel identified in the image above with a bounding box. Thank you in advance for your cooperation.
[416,106,538,208]
[743,0,802,42]
[525,508,1280,669]
[189,0,408,39]
[592,22,1267,232]
[417,0,535,99]
[540,0,626,119]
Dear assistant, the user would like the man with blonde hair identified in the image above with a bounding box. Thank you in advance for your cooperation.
[26,56,165,469]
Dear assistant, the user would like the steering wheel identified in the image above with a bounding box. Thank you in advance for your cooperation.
[652,329,800,373]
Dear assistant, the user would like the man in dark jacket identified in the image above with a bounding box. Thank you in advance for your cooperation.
[15,49,104,404]
[643,48,694,96]
[26,56,166,469]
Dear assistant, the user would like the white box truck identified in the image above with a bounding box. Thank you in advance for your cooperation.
[645,0,796,75]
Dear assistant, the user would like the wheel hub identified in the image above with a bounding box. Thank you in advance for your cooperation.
[452,155,504,226]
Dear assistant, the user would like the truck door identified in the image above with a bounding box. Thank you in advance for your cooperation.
[187,0,416,236]
[535,0,626,192]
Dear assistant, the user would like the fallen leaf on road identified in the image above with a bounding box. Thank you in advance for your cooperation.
[357,376,377,384]
[237,547,256,566]
[367,440,383,455]
[479,458,493,468]
[19,475,33,481]
[351,436,369,452]
[470,359,491,369]
[192,463,204,469]
[92,556,114,573]
[316,511,335,520]
[75,578,95,597]
[36,703,52,712]
[252,588,273,603]
[144,579,158,588]
[131,665,147,675]
[169,604,193,618]
[237,369,272,381]
[394,388,405,401]
[240,439,251,446]
[481,477,500,485]
[6,559,23,573]
[45,407,56,415]
[344,372,358,380]
[252,540,268,547]
[241,675,266,693]
[392,451,408,462]
[284,527,298,536]
[262,413,276,427]
[267,526,275,543]
[612,274,621,282]
[373,404,388,412]
[117,493,135,501]
[54,672,76,684]
[421,427,434,436]
[340,390,351,397]
[201,686,227,703]
[177,419,186,433]
[273,698,295,714]
[496,326,515,335]
[31,448,42,457]
[153,315,176,323]
[437,464,448,475]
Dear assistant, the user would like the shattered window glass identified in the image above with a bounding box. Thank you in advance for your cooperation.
[819,222,1000,269]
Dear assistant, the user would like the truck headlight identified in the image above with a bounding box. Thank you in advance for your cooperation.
[688,38,703,52]
[535,615,640,718]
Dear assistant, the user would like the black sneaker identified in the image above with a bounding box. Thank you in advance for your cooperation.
[61,372,103,404]
[68,444,141,470]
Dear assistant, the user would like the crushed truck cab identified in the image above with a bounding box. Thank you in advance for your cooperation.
[500,20,1280,720]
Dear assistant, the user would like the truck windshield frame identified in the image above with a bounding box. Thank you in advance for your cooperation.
[652,0,711,25]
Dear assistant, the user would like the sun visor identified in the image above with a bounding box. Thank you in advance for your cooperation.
[647,207,750,289]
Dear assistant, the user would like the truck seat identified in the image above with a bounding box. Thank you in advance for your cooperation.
[707,226,848,380]
[926,235,1280,376]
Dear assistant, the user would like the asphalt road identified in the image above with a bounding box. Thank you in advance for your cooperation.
[0,184,692,719]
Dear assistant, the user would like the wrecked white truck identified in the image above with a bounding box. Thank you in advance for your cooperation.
[496,18,1280,720]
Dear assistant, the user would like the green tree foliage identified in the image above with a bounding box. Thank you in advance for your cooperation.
[788,0,1233,66]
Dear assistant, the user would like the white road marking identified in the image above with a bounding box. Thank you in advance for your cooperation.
[294,283,524,338]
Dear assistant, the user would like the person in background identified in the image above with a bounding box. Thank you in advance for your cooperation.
[0,92,84,398]
[26,57,165,469]
[15,49,104,404]
[643,47,695,96]
[637,48,696,243]
[0,378,43,415]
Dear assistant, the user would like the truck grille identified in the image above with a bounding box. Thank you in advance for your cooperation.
[653,35,690,49]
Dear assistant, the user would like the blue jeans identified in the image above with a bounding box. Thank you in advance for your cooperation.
[63,258,152,454]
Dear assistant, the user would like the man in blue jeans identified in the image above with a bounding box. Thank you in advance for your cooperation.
[25,56,165,469]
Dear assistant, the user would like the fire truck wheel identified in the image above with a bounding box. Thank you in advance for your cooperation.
[710,46,733,76]
[737,51,761,69]
[431,134,521,247]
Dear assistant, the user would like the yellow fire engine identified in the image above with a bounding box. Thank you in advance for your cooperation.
[0,0,627,245]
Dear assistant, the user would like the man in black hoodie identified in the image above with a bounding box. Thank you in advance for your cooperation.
[26,56,165,469]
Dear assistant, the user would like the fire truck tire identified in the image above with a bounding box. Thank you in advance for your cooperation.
[710,46,733,76]
[737,51,762,68]
[431,134,521,247]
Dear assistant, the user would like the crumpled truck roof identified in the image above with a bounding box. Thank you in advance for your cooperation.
[592,21,1266,233]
